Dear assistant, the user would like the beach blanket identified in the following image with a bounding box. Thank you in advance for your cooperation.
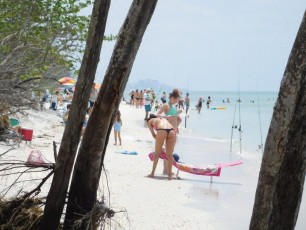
[148,150,243,177]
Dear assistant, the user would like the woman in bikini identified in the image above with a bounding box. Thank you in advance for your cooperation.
[135,89,142,108]
[147,114,176,180]
[157,88,182,131]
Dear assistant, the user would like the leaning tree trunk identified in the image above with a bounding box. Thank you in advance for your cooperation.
[64,0,158,228]
[41,1,111,229]
[249,10,306,230]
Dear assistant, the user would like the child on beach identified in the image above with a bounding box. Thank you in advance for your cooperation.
[114,110,122,145]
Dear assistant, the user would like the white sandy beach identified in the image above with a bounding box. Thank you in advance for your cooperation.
[0,102,305,230]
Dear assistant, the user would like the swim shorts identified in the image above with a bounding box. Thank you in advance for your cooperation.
[145,104,151,112]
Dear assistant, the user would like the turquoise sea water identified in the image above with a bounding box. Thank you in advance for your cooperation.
[170,91,278,159]
[123,90,305,229]
[163,91,305,230]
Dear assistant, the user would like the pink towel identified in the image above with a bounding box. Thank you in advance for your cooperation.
[148,150,243,177]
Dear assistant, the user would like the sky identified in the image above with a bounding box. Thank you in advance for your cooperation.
[83,0,305,91]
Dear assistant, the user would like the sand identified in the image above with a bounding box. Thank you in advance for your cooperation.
[0,102,305,230]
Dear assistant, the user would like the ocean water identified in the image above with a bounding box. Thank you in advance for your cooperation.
[123,90,305,229]
[175,91,278,156]
[163,91,305,230]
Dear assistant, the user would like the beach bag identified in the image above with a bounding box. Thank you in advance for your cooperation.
[26,150,45,166]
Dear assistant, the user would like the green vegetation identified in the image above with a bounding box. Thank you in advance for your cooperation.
[0,0,93,80]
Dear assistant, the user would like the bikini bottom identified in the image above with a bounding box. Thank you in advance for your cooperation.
[156,128,175,136]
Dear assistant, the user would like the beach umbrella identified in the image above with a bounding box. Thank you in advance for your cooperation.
[61,82,75,87]
[71,83,101,92]
[58,77,76,84]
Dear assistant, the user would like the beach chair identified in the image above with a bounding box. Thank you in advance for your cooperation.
[148,150,243,182]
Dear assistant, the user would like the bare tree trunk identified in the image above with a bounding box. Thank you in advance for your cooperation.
[64,0,158,228]
[250,10,306,230]
[41,1,111,229]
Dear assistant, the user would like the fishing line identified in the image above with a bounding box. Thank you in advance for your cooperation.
[184,78,190,128]
[230,91,238,152]
[230,67,242,154]
[256,80,263,152]
[237,76,242,154]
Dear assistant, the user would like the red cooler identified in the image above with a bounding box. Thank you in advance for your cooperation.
[19,128,33,142]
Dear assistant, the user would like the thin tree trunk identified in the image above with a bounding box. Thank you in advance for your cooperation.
[250,10,306,230]
[41,1,111,229]
[64,0,158,228]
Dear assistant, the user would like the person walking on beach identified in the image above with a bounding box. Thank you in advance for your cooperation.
[134,89,141,108]
[146,114,176,180]
[50,91,60,110]
[206,96,211,109]
[143,89,151,120]
[178,99,184,110]
[196,97,203,114]
[140,90,144,108]
[89,83,98,107]
[114,110,122,145]
[177,92,184,110]
[129,90,135,106]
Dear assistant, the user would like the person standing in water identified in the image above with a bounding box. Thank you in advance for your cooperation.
[196,97,203,114]
[206,96,211,109]
[185,93,190,114]
[161,92,167,104]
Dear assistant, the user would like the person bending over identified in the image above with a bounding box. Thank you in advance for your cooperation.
[147,114,176,180]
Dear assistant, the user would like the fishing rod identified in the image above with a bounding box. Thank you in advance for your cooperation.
[230,93,238,152]
[237,79,242,154]
[256,83,263,152]
[230,68,243,154]
[184,78,190,128]
[184,104,188,128]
